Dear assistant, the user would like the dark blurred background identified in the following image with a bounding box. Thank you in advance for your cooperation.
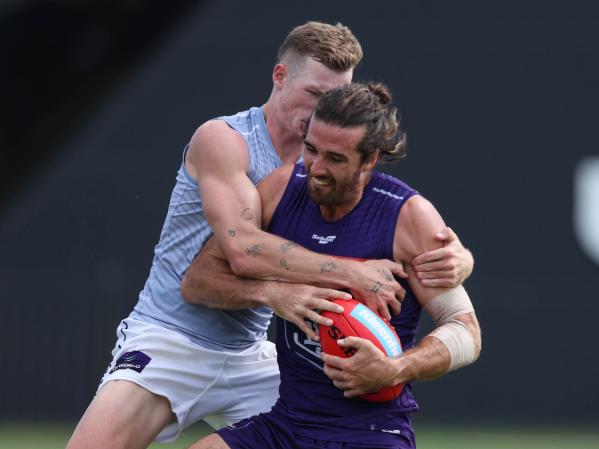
[1,0,598,428]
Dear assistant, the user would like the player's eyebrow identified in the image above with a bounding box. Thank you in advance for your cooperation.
[326,151,349,162]
[304,139,348,161]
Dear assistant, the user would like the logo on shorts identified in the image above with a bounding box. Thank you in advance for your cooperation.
[227,419,254,431]
[109,351,151,374]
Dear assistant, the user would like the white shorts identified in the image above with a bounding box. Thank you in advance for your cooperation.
[98,318,280,443]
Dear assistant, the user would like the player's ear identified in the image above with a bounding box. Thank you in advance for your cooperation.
[363,151,379,170]
[273,63,287,89]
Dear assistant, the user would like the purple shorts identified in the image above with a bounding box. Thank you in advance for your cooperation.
[217,402,415,449]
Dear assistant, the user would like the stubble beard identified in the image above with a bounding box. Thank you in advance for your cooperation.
[307,170,363,207]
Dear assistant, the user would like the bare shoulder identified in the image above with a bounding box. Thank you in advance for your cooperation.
[258,164,295,228]
[259,165,295,195]
[186,119,249,180]
[394,195,446,261]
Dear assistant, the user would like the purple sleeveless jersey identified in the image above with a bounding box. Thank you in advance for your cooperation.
[268,163,422,442]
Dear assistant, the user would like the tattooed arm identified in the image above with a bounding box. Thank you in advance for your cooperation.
[181,235,350,340]
[185,122,406,318]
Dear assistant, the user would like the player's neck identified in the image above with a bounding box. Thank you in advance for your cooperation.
[319,204,355,222]
[263,102,304,165]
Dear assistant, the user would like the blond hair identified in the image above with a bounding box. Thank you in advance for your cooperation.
[277,21,363,72]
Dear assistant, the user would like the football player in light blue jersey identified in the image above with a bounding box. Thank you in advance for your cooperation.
[67,22,474,449]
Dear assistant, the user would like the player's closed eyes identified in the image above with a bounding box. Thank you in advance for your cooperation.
[328,155,345,164]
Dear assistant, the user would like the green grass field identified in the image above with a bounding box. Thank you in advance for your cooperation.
[1,422,598,449]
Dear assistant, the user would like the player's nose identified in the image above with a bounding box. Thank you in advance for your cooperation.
[309,156,327,176]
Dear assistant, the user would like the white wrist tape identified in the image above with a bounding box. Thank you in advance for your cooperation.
[424,286,477,372]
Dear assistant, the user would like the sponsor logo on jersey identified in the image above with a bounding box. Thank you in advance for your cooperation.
[312,234,336,244]
[372,187,404,200]
[109,350,151,374]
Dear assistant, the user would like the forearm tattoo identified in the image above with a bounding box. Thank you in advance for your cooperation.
[280,241,300,253]
[240,208,254,222]
[228,229,236,237]
[280,259,291,271]
[320,261,337,273]
[245,244,263,257]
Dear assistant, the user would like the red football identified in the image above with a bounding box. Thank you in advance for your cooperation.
[320,298,404,402]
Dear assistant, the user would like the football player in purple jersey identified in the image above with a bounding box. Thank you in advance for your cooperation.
[184,82,481,449]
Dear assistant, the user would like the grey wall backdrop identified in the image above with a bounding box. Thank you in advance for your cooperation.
[1,0,598,425]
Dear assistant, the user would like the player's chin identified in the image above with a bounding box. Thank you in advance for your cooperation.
[307,185,334,205]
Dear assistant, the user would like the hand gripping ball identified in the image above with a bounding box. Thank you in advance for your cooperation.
[320,298,404,402]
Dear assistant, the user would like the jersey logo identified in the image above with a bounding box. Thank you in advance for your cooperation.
[283,320,324,370]
[372,187,404,200]
[312,234,336,245]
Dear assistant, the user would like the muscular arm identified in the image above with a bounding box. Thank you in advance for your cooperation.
[412,227,475,288]
[181,236,276,310]
[322,196,481,395]
[390,196,481,382]
[185,121,405,318]
[181,235,349,340]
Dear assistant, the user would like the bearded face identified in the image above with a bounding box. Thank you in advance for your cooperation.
[307,166,363,208]
[303,118,375,221]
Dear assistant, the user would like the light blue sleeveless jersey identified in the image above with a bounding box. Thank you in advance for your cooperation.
[131,106,282,350]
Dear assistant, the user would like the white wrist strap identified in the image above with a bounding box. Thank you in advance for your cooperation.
[424,286,478,372]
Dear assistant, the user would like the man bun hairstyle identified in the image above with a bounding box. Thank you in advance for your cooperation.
[277,21,363,72]
[313,82,407,163]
